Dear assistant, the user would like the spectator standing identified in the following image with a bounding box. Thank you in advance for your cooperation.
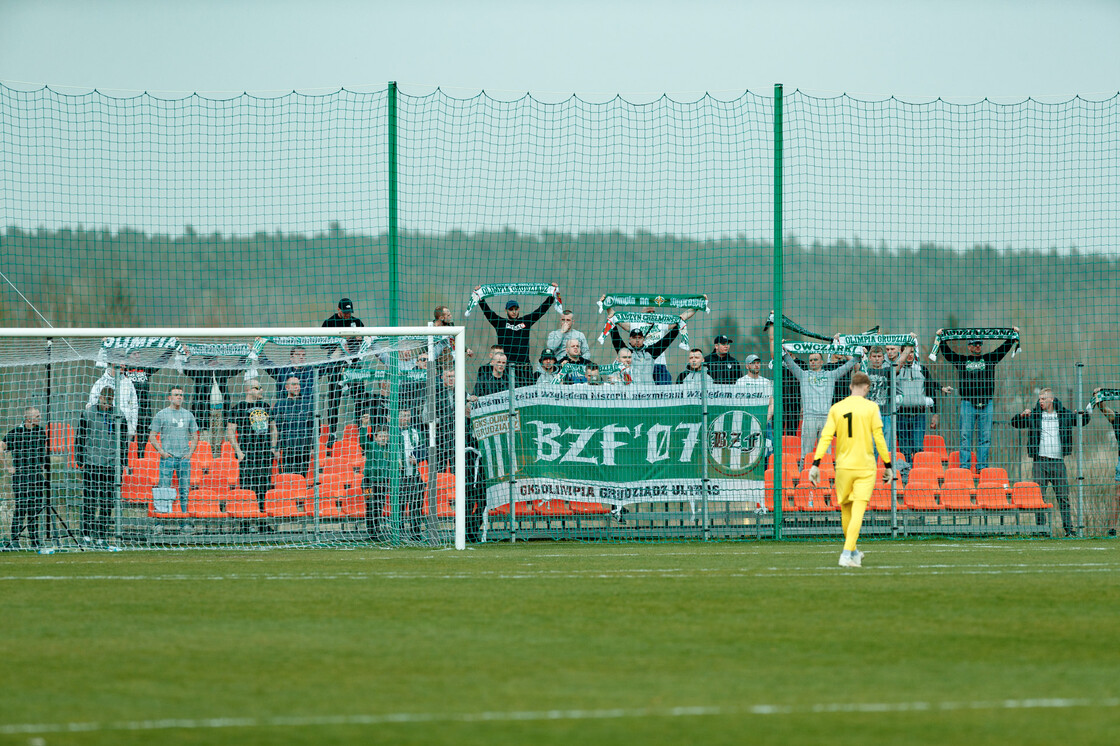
[557,338,594,384]
[939,329,1019,472]
[546,310,590,361]
[736,354,775,422]
[122,348,174,438]
[1010,388,1089,537]
[226,379,275,531]
[476,284,557,381]
[271,376,315,478]
[1092,388,1120,537]
[396,408,424,539]
[895,346,941,462]
[88,364,139,439]
[478,345,505,380]
[147,387,200,522]
[783,350,862,456]
[535,348,559,384]
[705,335,742,384]
[608,348,634,385]
[321,297,366,444]
[358,417,391,538]
[615,306,673,385]
[76,389,129,543]
[766,319,802,437]
[472,353,514,399]
[864,346,896,457]
[676,348,715,385]
[1,407,49,550]
[608,305,697,385]
[430,305,473,367]
[264,345,316,402]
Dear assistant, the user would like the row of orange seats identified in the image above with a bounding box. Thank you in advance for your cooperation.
[146,469,461,520]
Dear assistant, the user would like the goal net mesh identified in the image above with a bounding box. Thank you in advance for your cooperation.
[0,331,467,551]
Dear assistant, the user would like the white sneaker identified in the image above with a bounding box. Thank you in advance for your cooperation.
[854,549,865,562]
[839,553,862,568]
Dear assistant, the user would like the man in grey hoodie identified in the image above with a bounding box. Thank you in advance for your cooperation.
[783,349,862,456]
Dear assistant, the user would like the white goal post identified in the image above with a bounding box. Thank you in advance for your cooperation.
[0,326,467,551]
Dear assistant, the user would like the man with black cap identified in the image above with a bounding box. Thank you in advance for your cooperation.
[474,284,557,383]
[608,306,697,385]
[705,335,742,384]
[938,327,1020,473]
[534,348,559,385]
[321,297,366,444]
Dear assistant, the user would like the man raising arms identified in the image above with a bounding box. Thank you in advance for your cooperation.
[808,371,893,568]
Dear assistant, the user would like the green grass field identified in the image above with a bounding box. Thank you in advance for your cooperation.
[2,540,1119,745]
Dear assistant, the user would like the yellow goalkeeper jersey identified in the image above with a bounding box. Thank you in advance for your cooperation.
[812,394,890,473]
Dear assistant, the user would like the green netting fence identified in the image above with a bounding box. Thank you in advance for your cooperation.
[1,81,1118,546]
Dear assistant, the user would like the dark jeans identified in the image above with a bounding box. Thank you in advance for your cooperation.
[241,451,273,512]
[897,411,927,461]
[1033,456,1073,535]
[10,477,47,546]
[81,465,116,540]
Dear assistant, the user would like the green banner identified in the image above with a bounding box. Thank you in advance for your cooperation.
[471,386,769,511]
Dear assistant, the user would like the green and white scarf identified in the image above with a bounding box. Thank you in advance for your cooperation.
[836,333,917,349]
[765,312,854,342]
[550,361,628,384]
[782,341,865,358]
[598,311,689,350]
[1086,388,1120,414]
[342,368,428,383]
[928,328,1020,361]
[465,282,562,317]
[598,293,709,314]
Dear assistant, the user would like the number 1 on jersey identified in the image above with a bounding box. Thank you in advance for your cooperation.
[843,411,852,437]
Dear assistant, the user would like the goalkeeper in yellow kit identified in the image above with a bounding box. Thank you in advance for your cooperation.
[808,371,894,568]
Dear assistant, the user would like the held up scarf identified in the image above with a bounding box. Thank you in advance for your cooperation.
[928,328,1020,361]
[1086,388,1120,414]
[550,361,628,385]
[782,341,866,358]
[598,293,709,314]
[598,311,689,350]
[465,283,562,317]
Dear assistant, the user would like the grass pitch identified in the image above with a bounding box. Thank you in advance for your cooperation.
[2,540,1119,745]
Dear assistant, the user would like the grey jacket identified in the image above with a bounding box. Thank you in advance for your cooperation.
[783,353,860,418]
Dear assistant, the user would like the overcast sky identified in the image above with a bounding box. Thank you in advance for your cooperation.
[1,0,1117,100]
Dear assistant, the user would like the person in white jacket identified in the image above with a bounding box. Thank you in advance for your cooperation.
[87,365,139,437]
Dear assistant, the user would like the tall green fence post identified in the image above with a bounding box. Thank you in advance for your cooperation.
[772,83,784,541]
[387,81,400,327]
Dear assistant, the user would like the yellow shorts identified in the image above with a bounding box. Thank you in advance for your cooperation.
[834,470,875,506]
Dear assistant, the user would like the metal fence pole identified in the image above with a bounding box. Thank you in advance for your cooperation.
[507,367,517,543]
[387,81,399,327]
[312,367,321,540]
[889,368,899,537]
[700,365,711,541]
[1076,363,1085,537]
[772,82,784,541]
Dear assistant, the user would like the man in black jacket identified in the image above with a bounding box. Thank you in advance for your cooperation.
[76,389,130,543]
[940,328,1020,472]
[1010,388,1089,537]
[1,407,49,550]
[321,297,366,444]
[471,352,515,400]
[475,285,557,381]
[705,335,742,384]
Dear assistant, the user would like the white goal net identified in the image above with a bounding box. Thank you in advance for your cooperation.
[0,327,468,552]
